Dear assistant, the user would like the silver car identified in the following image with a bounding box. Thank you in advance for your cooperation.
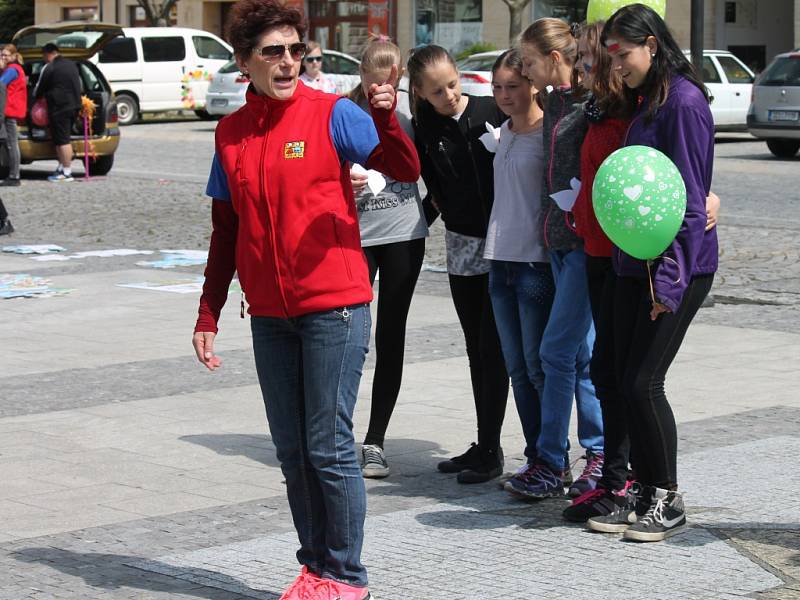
[748,49,800,158]
[206,50,361,116]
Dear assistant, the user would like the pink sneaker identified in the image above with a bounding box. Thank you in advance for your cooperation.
[279,567,372,600]
[305,576,372,600]
[279,566,318,600]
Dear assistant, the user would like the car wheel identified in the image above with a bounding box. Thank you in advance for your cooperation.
[194,109,219,121]
[115,94,139,126]
[88,154,114,176]
[766,139,800,158]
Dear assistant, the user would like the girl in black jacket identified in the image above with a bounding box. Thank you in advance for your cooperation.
[408,45,508,484]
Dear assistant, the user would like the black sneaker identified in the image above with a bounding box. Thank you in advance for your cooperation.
[0,178,20,187]
[0,219,13,236]
[457,446,504,484]
[562,487,620,523]
[587,482,647,533]
[437,442,482,473]
[623,487,687,542]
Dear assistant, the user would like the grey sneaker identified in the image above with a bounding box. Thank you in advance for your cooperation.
[587,482,643,533]
[623,487,687,542]
[361,444,390,479]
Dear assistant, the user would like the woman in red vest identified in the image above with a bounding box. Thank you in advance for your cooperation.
[0,44,26,187]
[192,1,419,598]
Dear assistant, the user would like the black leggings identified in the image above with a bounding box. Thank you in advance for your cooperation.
[448,272,509,451]
[586,256,630,491]
[614,273,713,490]
[362,238,425,448]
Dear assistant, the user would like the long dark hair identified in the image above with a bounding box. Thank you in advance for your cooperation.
[601,3,709,121]
[406,44,457,118]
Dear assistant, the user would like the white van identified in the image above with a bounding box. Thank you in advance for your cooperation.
[89,27,233,124]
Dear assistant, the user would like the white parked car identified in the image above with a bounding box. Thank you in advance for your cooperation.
[206,50,361,117]
[89,27,233,124]
[456,49,754,130]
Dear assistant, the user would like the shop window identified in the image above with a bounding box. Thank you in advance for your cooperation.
[415,0,483,55]
[533,0,588,23]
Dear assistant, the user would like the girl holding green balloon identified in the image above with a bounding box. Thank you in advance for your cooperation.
[585,3,718,543]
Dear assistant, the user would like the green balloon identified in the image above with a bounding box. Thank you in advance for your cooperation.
[592,145,686,260]
[586,0,667,23]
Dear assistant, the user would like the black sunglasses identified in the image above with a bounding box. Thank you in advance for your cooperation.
[258,42,307,61]
[304,56,323,63]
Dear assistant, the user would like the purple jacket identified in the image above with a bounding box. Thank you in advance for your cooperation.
[614,73,718,312]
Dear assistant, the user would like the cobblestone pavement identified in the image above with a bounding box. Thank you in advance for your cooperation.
[0,123,798,598]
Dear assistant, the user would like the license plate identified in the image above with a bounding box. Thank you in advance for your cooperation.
[211,98,228,106]
[769,110,799,121]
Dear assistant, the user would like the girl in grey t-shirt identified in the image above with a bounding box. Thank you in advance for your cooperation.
[348,39,428,480]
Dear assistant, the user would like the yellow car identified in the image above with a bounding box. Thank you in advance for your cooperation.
[12,22,123,175]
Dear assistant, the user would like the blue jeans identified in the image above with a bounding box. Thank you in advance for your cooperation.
[251,305,370,587]
[536,248,604,472]
[489,261,554,461]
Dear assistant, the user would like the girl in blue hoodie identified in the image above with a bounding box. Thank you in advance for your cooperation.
[586,4,717,543]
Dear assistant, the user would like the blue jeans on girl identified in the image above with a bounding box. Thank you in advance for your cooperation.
[536,248,604,471]
[489,261,554,461]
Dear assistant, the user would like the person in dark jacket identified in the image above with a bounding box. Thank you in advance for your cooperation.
[587,4,717,543]
[35,43,81,182]
[518,19,605,500]
[408,44,510,484]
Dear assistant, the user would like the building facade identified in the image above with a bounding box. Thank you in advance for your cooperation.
[35,0,800,70]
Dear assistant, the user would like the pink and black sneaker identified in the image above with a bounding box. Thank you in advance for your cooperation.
[568,451,604,497]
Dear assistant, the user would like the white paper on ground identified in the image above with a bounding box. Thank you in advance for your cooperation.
[2,244,66,255]
[550,178,581,212]
[479,122,501,153]
[31,249,154,262]
[351,163,387,196]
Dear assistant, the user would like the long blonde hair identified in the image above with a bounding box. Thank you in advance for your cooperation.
[347,36,402,106]
[520,18,578,64]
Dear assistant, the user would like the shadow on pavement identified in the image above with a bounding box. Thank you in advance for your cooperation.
[180,433,281,469]
[11,547,278,599]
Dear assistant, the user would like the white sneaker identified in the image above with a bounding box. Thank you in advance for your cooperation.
[361,444,390,478]
[48,172,74,182]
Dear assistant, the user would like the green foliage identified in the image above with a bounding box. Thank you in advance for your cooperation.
[455,42,498,62]
[0,0,34,43]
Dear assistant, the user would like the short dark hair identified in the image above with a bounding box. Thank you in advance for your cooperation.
[42,42,59,54]
[225,0,307,60]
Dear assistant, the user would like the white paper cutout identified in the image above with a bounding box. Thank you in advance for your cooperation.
[550,177,581,211]
[479,122,501,153]
[351,163,387,196]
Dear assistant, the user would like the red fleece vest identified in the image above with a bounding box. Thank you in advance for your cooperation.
[4,64,26,120]
[215,83,372,318]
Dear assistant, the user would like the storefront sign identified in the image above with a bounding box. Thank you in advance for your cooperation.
[368,0,390,36]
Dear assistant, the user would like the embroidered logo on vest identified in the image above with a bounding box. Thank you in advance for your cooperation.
[284,141,305,159]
